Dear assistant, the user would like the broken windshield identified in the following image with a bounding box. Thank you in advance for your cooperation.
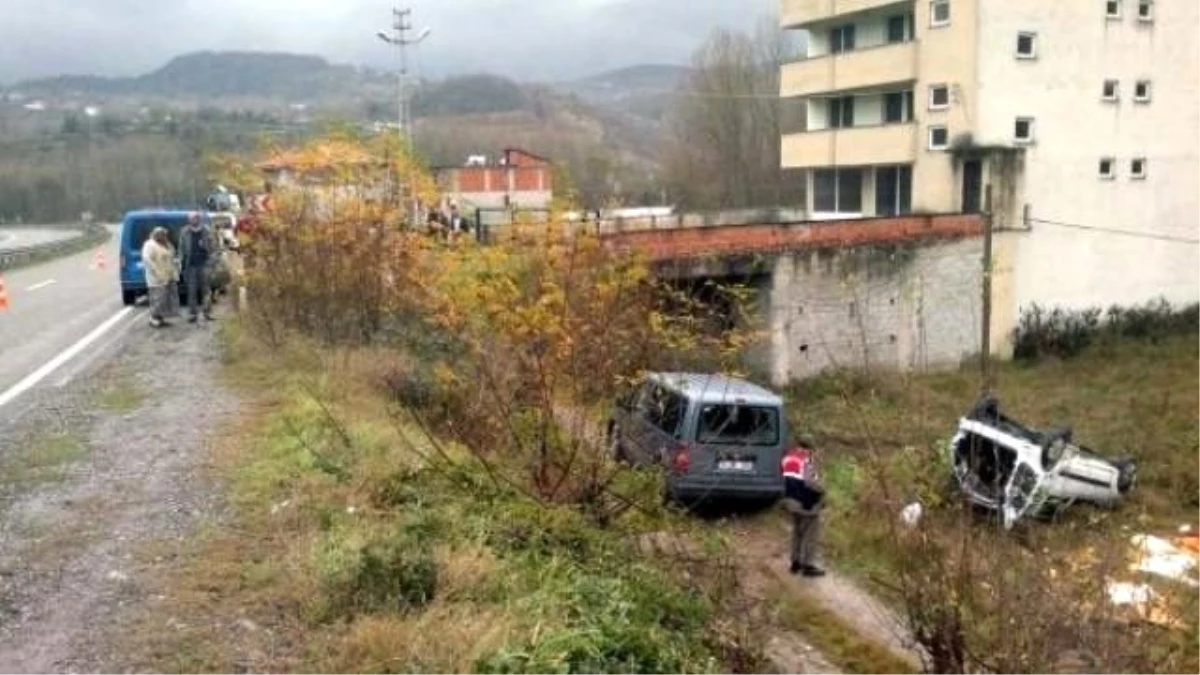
[696,405,779,446]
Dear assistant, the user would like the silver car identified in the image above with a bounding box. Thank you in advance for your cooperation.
[608,373,788,503]
[950,396,1137,528]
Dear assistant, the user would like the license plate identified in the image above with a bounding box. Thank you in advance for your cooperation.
[718,460,754,472]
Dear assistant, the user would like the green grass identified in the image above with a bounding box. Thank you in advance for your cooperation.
[96,379,146,413]
[118,329,745,674]
[790,335,1199,529]
[772,585,917,674]
[786,335,1199,671]
[0,432,88,486]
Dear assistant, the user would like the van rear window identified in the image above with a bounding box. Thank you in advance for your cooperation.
[697,405,779,446]
[129,218,183,249]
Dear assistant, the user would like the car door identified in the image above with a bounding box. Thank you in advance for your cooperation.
[626,383,669,466]
[1002,460,1051,529]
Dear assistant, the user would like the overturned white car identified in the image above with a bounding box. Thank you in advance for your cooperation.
[950,396,1137,529]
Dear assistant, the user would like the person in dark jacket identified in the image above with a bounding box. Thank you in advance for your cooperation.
[178,212,218,322]
[782,437,826,576]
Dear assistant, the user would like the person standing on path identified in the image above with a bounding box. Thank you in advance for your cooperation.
[141,227,178,328]
[178,212,217,323]
[783,437,826,577]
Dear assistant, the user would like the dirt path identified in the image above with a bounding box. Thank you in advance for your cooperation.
[729,519,926,671]
[0,317,235,673]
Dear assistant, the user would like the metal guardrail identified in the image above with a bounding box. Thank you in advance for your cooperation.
[0,224,112,271]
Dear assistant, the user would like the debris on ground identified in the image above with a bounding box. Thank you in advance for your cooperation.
[899,502,922,528]
[1129,534,1199,586]
[1105,581,1180,629]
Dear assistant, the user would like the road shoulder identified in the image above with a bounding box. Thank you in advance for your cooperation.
[0,316,235,672]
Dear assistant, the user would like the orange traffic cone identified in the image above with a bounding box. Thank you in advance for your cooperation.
[91,249,107,271]
[0,275,9,311]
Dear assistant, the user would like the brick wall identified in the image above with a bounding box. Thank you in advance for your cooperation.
[606,213,983,262]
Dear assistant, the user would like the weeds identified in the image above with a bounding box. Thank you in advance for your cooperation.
[0,432,87,486]
[95,379,146,413]
[791,335,1199,673]
[1012,298,1198,360]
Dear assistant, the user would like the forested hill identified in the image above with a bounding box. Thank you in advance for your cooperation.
[12,52,377,100]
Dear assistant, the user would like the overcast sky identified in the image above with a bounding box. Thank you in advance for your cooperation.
[0,0,777,84]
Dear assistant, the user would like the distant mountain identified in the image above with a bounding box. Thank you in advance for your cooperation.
[10,52,384,102]
[570,64,693,91]
[552,64,691,123]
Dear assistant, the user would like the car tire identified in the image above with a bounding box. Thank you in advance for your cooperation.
[121,289,138,306]
[1114,458,1137,494]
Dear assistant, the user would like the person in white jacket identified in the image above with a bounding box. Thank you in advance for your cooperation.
[142,227,178,327]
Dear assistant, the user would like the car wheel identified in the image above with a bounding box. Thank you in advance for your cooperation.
[1114,458,1138,494]
[121,289,137,306]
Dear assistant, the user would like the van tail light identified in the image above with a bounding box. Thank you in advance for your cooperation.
[120,252,126,270]
[670,442,691,474]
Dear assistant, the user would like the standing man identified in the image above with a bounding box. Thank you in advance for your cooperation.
[141,227,177,328]
[448,204,472,239]
[782,436,826,577]
[178,212,217,323]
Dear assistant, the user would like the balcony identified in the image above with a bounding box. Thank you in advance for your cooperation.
[781,41,917,98]
[781,0,909,28]
[781,123,916,169]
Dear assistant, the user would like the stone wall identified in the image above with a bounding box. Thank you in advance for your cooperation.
[765,237,983,384]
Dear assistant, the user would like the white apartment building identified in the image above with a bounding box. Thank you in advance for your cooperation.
[781,0,1199,351]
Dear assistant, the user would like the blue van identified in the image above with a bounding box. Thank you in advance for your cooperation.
[118,210,194,306]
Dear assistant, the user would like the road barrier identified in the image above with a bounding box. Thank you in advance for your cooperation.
[0,224,112,272]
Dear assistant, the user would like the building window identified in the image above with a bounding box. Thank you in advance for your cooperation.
[1131,157,1147,179]
[813,168,864,213]
[887,13,914,43]
[884,91,914,123]
[830,24,857,53]
[828,96,855,128]
[1134,79,1152,102]
[1016,32,1038,59]
[1014,117,1035,144]
[1102,79,1119,101]
[1106,0,1122,18]
[875,166,913,216]
[928,125,949,150]
[1138,0,1154,21]
[931,0,951,26]
[1098,157,1116,179]
[929,84,950,110]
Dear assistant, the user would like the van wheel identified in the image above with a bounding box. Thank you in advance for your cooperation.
[121,290,137,306]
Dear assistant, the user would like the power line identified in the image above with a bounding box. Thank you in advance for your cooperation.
[1028,217,1200,244]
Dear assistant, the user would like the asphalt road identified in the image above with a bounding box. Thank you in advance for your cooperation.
[0,227,79,251]
[0,225,142,421]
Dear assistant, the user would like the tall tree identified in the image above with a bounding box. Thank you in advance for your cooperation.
[663,20,804,211]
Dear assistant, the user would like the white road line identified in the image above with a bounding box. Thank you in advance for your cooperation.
[26,279,57,291]
[0,307,135,410]
[53,308,142,388]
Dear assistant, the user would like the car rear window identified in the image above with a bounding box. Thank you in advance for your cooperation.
[129,218,183,249]
[696,405,779,446]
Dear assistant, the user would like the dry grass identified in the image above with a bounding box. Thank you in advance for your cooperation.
[95,378,146,413]
[117,324,748,667]
[788,335,1199,672]
[0,432,87,486]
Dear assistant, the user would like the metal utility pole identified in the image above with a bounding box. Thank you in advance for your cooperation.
[980,184,994,390]
[377,8,430,227]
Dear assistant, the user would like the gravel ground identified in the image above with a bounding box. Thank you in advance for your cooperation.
[0,315,235,673]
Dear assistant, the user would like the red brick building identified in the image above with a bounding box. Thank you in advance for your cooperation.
[435,148,553,210]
